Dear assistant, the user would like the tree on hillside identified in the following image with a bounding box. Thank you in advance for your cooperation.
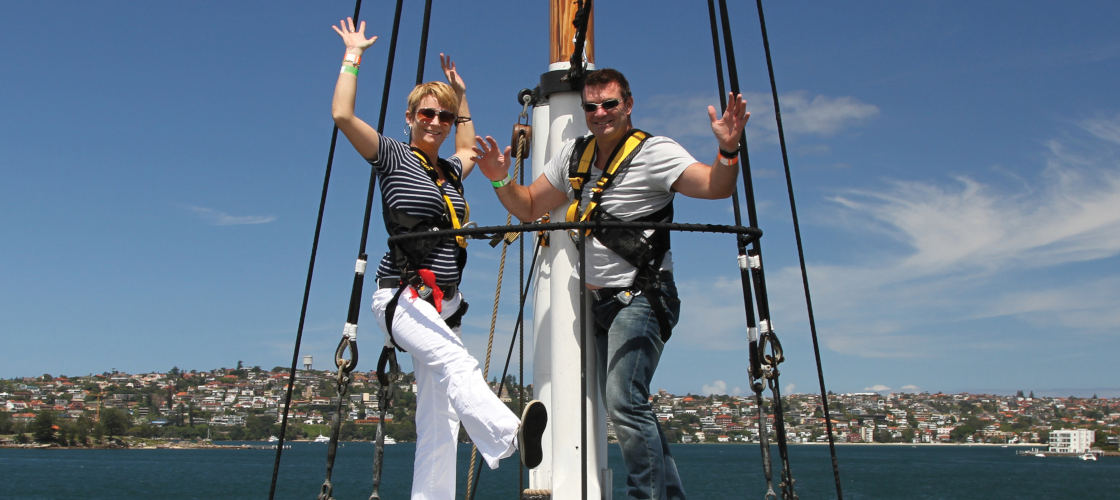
[0,411,13,434]
[32,411,58,443]
[245,414,276,440]
[73,415,94,446]
[100,408,130,437]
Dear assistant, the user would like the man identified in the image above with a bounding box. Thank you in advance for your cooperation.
[472,68,749,499]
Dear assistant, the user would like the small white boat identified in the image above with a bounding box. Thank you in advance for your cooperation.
[383,436,397,445]
[313,434,330,443]
[1080,453,1098,461]
[268,435,279,443]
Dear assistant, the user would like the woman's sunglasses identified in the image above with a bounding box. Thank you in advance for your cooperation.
[581,98,621,113]
[415,107,457,123]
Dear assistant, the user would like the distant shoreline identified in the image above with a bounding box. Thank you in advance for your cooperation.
[2,438,1049,450]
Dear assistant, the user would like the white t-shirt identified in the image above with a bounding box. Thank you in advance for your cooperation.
[543,135,698,287]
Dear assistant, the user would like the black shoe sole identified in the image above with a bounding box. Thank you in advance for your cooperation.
[518,400,547,469]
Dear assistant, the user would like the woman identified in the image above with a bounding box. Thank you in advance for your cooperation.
[330,17,546,500]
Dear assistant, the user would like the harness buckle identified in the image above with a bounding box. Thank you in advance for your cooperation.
[406,273,434,302]
[617,289,638,305]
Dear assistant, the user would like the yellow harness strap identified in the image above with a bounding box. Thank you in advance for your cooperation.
[411,149,469,248]
[565,130,650,235]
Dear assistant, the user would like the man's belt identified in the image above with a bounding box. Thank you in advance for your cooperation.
[589,287,637,305]
[378,277,458,298]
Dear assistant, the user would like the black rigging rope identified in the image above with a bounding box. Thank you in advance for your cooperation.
[714,0,802,496]
[268,1,364,498]
[318,0,417,496]
[567,0,593,83]
[359,2,434,499]
[753,0,843,497]
[704,1,777,495]
[464,104,533,500]
[367,3,408,498]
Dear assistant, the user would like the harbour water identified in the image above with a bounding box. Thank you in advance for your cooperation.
[2,442,1117,499]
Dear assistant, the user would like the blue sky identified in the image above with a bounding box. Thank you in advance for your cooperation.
[3,1,1119,398]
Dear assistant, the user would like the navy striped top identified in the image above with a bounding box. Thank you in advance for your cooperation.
[370,135,466,285]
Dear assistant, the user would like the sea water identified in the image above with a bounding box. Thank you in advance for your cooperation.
[2,442,1117,499]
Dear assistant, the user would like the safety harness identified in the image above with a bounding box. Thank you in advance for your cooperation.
[381,148,471,352]
[566,130,676,341]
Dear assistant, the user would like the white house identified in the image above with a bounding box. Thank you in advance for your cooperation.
[1049,429,1095,454]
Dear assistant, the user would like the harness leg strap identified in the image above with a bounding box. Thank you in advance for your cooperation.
[384,285,409,352]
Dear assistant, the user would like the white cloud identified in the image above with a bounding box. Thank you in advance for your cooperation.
[701,380,728,396]
[699,379,745,397]
[865,384,891,392]
[1082,113,1120,144]
[900,385,921,393]
[676,277,750,350]
[187,205,276,226]
[747,91,880,139]
[798,114,1120,359]
[640,91,879,151]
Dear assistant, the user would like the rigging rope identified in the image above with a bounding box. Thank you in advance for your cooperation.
[363,2,434,499]
[567,0,593,83]
[293,0,432,497]
[712,0,802,494]
[319,0,416,496]
[467,228,548,500]
[464,96,532,500]
[268,1,364,499]
[753,0,843,496]
[703,0,778,496]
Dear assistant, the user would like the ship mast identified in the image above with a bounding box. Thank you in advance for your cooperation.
[550,0,594,65]
[528,2,607,499]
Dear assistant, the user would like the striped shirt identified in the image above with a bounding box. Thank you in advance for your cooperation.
[370,135,466,284]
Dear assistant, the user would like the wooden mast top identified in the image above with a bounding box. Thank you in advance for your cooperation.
[550,0,594,65]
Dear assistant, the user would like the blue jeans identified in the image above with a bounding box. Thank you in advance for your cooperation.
[593,272,685,500]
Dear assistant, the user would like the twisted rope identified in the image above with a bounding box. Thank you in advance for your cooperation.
[464,135,526,499]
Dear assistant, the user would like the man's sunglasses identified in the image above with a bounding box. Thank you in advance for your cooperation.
[581,98,621,113]
[415,107,457,123]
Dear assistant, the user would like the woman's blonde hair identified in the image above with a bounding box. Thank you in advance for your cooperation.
[406,81,459,116]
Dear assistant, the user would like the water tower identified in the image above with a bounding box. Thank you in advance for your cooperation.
[303,355,312,371]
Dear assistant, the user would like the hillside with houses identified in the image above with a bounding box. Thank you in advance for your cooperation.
[2,366,1118,451]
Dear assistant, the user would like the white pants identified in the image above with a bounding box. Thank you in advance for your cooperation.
[371,286,519,500]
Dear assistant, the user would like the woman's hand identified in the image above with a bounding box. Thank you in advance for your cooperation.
[332,17,378,52]
[471,136,512,181]
[440,53,466,94]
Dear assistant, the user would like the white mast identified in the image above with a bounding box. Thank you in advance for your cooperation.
[529,2,609,498]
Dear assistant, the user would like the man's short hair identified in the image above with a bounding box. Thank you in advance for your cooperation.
[584,68,631,99]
